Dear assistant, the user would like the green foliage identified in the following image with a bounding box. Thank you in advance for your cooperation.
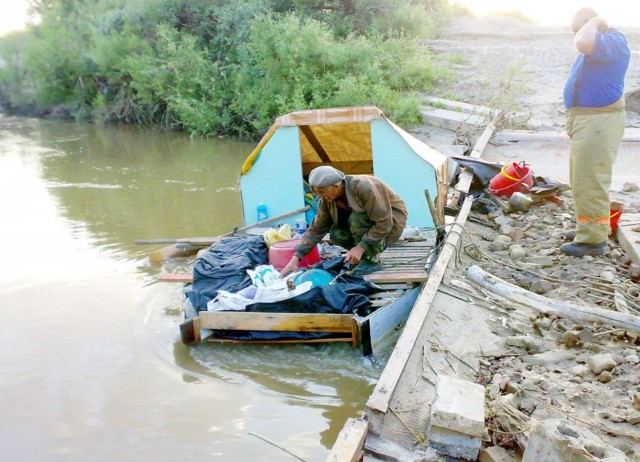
[1,0,448,138]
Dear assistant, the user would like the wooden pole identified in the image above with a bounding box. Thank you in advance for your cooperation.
[467,265,640,331]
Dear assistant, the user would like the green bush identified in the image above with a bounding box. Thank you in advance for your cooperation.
[0,0,447,138]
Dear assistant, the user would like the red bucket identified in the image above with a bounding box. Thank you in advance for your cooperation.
[610,201,623,234]
[269,239,321,270]
[489,161,534,198]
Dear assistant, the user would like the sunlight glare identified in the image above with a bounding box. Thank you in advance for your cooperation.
[453,0,639,27]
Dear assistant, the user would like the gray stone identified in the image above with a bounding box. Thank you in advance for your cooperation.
[522,418,628,462]
[509,245,526,259]
[428,427,481,461]
[598,371,613,383]
[588,353,616,375]
[494,215,512,226]
[506,335,553,354]
[522,349,576,367]
[429,375,485,437]
[625,354,639,364]
[530,279,554,294]
[479,446,519,462]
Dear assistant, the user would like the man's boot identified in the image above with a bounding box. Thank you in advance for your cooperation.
[559,241,606,257]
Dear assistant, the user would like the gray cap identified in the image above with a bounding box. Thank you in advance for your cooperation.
[308,166,345,188]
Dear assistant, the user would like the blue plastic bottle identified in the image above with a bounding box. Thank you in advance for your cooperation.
[257,202,268,222]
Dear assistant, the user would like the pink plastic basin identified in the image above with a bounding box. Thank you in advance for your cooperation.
[269,239,321,270]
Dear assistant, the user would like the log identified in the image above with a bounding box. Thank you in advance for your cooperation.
[467,265,640,332]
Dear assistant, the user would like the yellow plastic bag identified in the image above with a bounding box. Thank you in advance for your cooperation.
[263,224,295,248]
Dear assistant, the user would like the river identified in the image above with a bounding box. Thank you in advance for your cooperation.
[0,116,385,462]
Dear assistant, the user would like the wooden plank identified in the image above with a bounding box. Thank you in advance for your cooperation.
[326,417,368,462]
[302,161,373,176]
[198,311,355,333]
[452,124,494,204]
[424,96,498,117]
[366,196,473,420]
[364,272,427,284]
[495,128,640,143]
[160,271,429,285]
[159,273,193,283]
[300,125,332,163]
[204,337,353,345]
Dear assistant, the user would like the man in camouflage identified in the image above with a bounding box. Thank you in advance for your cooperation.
[280,166,408,276]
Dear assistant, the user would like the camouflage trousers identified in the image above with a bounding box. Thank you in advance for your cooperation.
[329,211,386,262]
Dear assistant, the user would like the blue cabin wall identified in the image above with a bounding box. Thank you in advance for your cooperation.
[240,126,307,227]
[370,119,438,228]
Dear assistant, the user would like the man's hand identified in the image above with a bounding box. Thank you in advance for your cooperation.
[279,255,300,278]
[343,245,366,265]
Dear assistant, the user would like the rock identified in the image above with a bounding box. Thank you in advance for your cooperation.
[494,234,513,246]
[598,371,613,383]
[530,279,554,294]
[428,376,485,461]
[495,215,512,226]
[569,365,588,377]
[429,375,485,437]
[509,245,526,259]
[622,182,639,192]
[479,446,520,462]
[522,418,628,462]
[499,223,514,235]
[522,256,555,267]
[522,349,576,367]
[626,354,640,364]
[562,331,582,348]
[600,270,616,282]
[632,392,640,410]
[507,227,525,241]
[588,353,616,375]
[506,335,553,353]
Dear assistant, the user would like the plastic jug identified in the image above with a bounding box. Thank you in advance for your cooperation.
[257,202,268,222]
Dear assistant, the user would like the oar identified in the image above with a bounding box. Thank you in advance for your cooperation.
[144,206,310,263]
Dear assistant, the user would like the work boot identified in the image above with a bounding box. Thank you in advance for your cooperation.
[353,258,384,275]
[564,230,575,241]
[559,242,606,257]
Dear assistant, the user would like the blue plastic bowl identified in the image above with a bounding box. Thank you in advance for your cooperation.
[293,269,333,288]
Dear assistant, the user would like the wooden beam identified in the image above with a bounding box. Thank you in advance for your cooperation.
[326,417,368,462]
[198,311,356,333]
[364,272,427,284]
[302,161,374,176]
[300,125,332,163]
[366,196,473,421]
[452,124,494,204]
[159,273,193,283]
[160,271,429,285]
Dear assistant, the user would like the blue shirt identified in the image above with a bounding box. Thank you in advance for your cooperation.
[563,29,630,109]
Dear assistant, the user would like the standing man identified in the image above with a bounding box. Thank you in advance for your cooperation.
[560,7,630,257]
[280,166,408,276]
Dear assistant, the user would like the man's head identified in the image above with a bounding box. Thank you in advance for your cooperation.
[571,7,598,34]
[308,166,345,202]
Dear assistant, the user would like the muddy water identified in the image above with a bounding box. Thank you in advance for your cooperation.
[0,117,384,462]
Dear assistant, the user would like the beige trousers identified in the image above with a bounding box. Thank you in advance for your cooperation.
[566,100,626,244]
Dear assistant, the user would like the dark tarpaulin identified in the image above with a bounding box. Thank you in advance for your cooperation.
[186,248,385,341]
[185,235,268,310]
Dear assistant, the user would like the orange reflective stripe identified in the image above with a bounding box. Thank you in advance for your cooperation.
[577,215,610,225]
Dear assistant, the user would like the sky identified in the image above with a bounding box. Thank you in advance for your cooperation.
[0,0,638,37]
[1,0,30,36]
[454,0,640,27]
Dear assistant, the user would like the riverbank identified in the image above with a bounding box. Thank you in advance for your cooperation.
[399,15,640,460]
